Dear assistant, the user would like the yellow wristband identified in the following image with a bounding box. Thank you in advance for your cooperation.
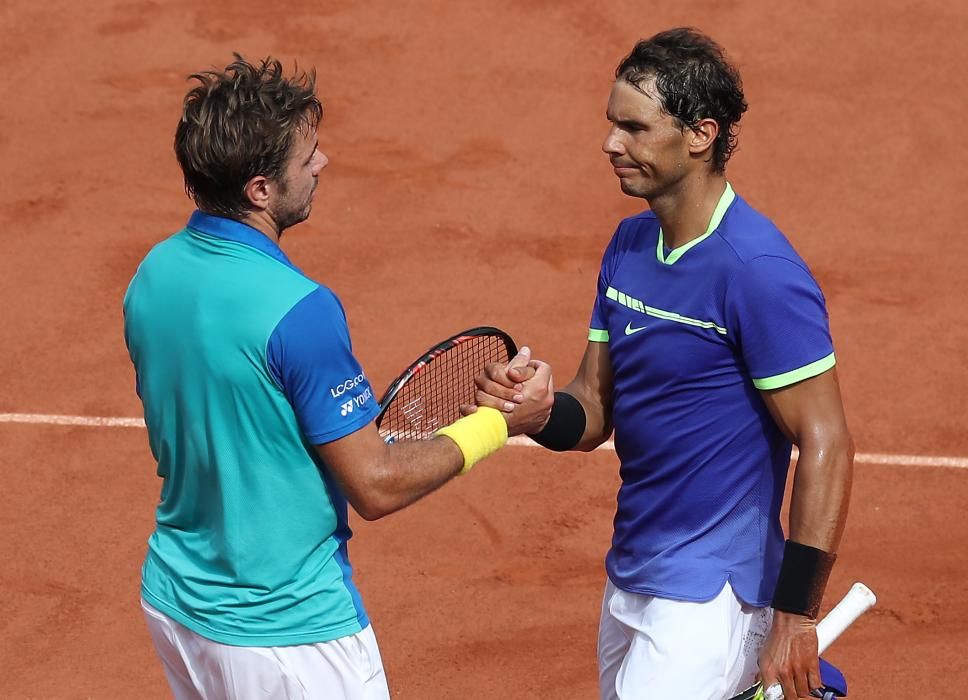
[434,407,508,475]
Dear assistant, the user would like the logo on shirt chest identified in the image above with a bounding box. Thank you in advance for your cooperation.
[607,286,728,337]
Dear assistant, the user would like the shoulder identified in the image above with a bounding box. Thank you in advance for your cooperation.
[275,284,347,334]
[300,284,345,317]
[715,197,827,302]
[124,229,191,300]
[604,210,659,258]
[715,196,809,269]
[266,284,357,383]
[134,229,191,268]
[617,209,658,237]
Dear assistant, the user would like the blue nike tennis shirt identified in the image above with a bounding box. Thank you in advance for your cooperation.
[124,211,379,646]
[589,184,835,606]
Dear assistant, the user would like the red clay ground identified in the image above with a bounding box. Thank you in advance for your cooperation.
[2,1,967,697]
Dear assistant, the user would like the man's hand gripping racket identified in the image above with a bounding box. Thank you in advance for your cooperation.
[731,582,877,700]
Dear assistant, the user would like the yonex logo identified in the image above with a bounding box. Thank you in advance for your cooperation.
[624,321,648,336]
[338,388,374,418]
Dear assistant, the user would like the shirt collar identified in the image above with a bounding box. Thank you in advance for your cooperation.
[656,182,736,265]
[186,210,301,273]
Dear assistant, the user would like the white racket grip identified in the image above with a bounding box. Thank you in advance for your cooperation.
[817,582,877,652]
[763,582,877,700]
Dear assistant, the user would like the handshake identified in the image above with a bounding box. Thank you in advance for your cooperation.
[462,346,556,437]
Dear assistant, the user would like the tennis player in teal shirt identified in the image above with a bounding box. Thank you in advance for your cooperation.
[124,56,553,700]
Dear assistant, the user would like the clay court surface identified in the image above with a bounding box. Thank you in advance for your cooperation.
[2,1,967,697]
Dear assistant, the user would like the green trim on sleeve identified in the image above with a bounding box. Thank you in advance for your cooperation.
[588,329,609,342]
[752,353,836,390]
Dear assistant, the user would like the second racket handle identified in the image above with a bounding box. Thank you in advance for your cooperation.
[817,582,877,652]
[764,685,784,700]
[762,582,877,700]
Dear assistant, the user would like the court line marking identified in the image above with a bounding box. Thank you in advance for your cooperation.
[508,437,968,469]
[1,412,966,470]
[0,413,148,428]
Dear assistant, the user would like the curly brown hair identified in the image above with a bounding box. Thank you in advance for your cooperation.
[616,28,747,173]
[174,55,323,219]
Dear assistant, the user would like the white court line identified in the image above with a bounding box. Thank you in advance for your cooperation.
[510,437,968,469]
[2,412,967,470]
[0,413,147,428]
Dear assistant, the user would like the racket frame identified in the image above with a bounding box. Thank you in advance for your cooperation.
[375,326,517,430]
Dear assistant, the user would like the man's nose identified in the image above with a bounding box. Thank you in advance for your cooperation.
[602,128,624,155]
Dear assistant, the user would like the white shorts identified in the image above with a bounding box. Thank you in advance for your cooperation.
[141,598,390,700]
[598,578,771,700]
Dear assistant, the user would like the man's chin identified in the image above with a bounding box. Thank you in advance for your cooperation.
[618,179,650,199]
[279,206,314,233]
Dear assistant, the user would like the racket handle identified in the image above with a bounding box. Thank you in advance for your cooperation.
[817,582,876,653]
[762,582,877,700]
[764,685,784,700]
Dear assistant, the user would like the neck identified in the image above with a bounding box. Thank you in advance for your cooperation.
[241,210,282,243]
[649,173,728,251]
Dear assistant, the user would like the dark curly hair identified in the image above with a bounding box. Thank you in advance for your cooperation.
[174,55,322,219]
[616,28,747,172]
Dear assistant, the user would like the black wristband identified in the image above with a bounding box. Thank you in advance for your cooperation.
[528,391,586,452]
[771,540,837,618]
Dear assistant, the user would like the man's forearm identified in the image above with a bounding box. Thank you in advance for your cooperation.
[561,384,612,452]
[788,430,854,551]
[356,437,464,520]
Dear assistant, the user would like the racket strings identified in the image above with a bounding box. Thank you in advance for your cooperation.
[379,335,511,442]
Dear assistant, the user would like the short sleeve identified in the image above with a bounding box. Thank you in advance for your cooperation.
[725,256,835,390]
[589,231,622,343]
[588,265,610,342]
[266,287,379,444]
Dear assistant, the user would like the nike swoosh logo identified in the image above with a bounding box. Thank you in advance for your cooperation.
[625,321,647,335]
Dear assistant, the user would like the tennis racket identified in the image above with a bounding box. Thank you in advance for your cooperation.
[376,327,517,443]
[730,582,877,700]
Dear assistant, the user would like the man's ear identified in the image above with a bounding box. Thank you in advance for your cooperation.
[243,175,271,211]
[688,117,720,161]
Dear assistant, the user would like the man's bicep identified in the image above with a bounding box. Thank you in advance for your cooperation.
[564,340,614,446]
[571,339,613,400]
[759,367,849,445]
[760,367,854,550]
[313,422,386,514]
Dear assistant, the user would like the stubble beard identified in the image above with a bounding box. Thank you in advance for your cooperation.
[273,194,312,235]
[618,175,654,201]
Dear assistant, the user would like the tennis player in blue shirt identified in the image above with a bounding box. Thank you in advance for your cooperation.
[123,56,550,700]
[474,28,854,700]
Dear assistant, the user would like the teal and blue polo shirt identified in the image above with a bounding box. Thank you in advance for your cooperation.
[590,184,835,607]
[123,211,379,646]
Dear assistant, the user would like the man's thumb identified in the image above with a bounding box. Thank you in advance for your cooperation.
[507,346,531,381]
